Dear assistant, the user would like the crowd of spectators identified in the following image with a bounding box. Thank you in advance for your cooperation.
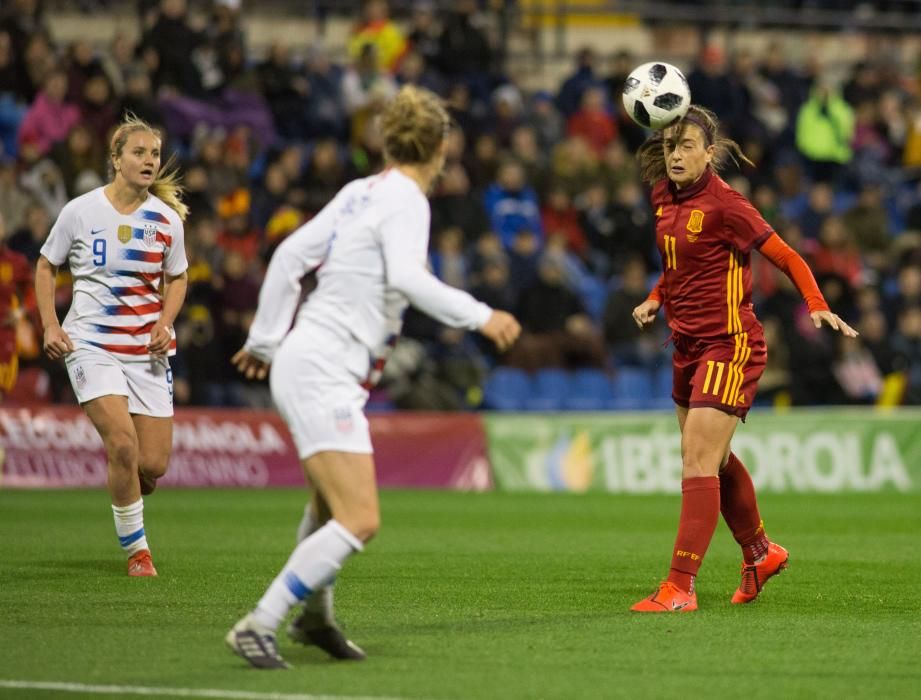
[3,0,921,410]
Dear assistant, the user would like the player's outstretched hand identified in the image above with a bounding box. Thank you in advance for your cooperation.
[632,299,661,329]
[480,310,521,352]
[147,321,173,356]
[811,310,858,337]
[43,324,74,360]
[232,348,270,381]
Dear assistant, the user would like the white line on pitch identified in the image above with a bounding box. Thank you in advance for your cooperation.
[0,680,407,700]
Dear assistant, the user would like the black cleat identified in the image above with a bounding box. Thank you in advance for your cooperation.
[226,614,291,669]
[287,611,366,661]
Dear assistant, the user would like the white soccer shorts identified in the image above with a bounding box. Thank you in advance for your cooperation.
[270,324,373,460]
[65,344,174,417]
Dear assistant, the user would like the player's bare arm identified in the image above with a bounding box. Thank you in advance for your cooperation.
[149,270,188,356]
[35,255,74,360]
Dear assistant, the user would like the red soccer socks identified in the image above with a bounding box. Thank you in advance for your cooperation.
[720,453,770,564]
[666,476,720,594]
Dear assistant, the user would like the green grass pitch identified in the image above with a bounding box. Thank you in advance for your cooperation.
[1,489,919,699]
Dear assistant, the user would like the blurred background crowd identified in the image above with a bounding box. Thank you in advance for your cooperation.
[3,0,921,411]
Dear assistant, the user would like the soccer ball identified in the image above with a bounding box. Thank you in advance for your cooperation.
[622,62,691,130]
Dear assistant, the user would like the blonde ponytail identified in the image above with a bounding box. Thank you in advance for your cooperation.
[149,154,188,221]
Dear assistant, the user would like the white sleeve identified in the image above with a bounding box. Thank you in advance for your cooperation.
[379,201,492,330]
[40,203,77,265]
[243,205,336,362]
[163,217,188,275]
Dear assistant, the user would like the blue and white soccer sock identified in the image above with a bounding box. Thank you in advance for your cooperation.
[112,498,149,557]
[253,520,363,632]
[296,503,335,624]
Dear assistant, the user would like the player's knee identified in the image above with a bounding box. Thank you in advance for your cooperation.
[681,458,711,479]
[341,508,380,544]
[354,513,380,543]
[138,451,170,479]
[681,444,720,478]
[106,433,138,469]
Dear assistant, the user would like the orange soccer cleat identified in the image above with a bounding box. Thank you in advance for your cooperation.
[731,542,788,604]
[127,549,158,577]
[631,581,698,613]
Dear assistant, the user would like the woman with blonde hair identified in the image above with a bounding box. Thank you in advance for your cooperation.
[226,85,521,669]
[35,114,189,577]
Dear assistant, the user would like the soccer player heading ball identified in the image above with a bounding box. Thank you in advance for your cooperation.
[629,105,857,612]
[225,85,521,668]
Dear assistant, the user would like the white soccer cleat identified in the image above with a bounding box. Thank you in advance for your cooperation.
[225,614,290,670]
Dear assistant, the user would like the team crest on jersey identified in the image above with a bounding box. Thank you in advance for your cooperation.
[334,407,354,433]
[143,223,157,247]
[117,225,133,244]
[686,209,705,241]
[655,205,663,217]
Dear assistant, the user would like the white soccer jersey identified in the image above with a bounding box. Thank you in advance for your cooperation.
[40,187,188,361]
[245,168,492,386]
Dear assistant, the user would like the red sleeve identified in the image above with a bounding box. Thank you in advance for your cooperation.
[722,189,774,253]
[758,233,829,313]
[14,254,32,284]
[647,273,665,304]
[12,254,35,310]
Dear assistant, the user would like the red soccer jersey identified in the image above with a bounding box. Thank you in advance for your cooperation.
[0,246,32,362]
[651,169,773,339]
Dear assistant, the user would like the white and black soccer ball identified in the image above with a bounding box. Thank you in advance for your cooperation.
[622,62,691,130]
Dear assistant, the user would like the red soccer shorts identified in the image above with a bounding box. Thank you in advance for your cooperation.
[670,326,767,419]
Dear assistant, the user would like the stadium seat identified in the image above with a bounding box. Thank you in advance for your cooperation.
[483,367,531,410]
[607,367,653,410]
[649,365,676,410]
[564,368,614,410]
[365,388,396,413]
[525,368,570,411]
[579,275,609,322]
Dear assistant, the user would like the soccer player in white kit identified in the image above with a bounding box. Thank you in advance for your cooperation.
[35,115,189,577]
[225,86,521,669]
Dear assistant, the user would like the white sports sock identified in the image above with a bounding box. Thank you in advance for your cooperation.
[112,498,149,557]
[253,519,362,631]
[296,503,335,624]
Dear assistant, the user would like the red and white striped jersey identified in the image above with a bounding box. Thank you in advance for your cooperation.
[40,187,188,361]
